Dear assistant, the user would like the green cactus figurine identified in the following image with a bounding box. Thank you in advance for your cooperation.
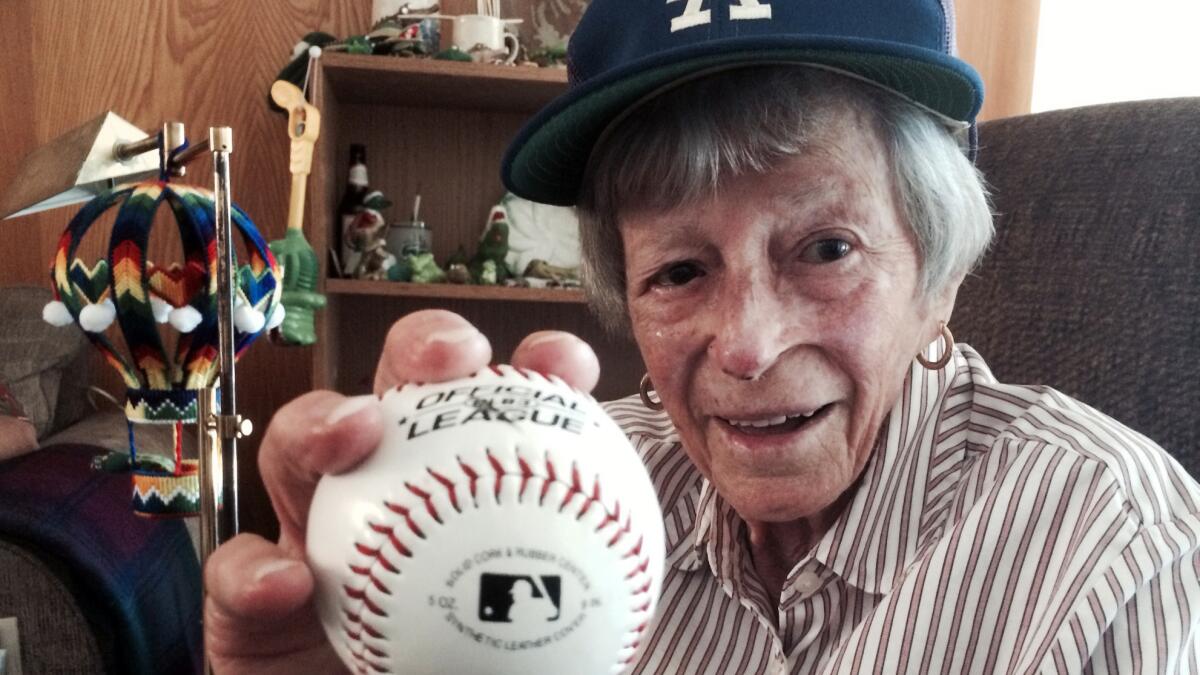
[269,80,327,346]
[270,228,327,345]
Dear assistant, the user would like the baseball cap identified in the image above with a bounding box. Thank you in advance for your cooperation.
[501,0,984,206]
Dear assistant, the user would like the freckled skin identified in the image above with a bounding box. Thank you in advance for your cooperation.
[621,111,959,595]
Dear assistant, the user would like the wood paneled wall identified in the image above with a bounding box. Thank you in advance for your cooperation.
[0,0,1041,539]
[957,0,1043,121]
[0,1,371,537]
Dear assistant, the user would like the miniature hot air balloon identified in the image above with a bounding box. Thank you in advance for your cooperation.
[43,166,281,517]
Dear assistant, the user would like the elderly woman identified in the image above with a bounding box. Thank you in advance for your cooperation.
[205,0,1200,672]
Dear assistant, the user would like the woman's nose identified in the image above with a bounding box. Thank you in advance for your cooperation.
[707,280,790,381]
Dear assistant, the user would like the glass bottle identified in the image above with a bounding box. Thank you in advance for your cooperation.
[337,144,370,276]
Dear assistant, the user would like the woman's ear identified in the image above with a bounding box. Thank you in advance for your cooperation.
[927,275,964,344]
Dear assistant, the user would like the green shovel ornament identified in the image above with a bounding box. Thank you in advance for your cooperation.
[268,80,326,346]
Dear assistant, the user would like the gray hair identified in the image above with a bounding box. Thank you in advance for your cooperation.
[576,66,994,334]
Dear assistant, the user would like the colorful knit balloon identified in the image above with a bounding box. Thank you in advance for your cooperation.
[46,176,282,517]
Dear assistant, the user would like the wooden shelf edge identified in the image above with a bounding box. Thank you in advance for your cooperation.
[322,51,568,83]
[325,278,587,303]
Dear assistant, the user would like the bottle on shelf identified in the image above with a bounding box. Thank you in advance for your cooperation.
[337,143,370,277]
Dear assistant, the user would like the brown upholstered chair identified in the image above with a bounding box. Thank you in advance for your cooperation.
[956,97,1200,475]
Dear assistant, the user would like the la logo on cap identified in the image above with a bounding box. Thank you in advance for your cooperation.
[668,0,773,32]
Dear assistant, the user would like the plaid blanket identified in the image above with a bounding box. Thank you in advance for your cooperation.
[0,443,202,674]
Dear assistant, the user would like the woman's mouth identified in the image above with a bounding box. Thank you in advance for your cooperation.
[718,404,833,436]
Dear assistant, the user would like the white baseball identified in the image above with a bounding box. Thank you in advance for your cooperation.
[307,365,665,675]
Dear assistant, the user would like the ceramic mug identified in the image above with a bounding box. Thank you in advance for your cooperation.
[452,14,519,64]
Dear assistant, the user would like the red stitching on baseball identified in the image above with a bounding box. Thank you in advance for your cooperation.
[384,501,425,539]
[540,455,556,505]
[596,501,621,533]
[623,536,644,558]
[428,469,460,513]
[458,458,480,501]
[405,483,442,524]
[365,644,388,658]
[362,594,388,617]
[486,450,505,499]
[369,521,413,558]
[517,455,534,500]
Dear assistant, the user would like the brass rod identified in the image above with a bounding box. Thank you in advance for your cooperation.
[113,135,159,162]
[210,126,240,542]
[171,137,212,175]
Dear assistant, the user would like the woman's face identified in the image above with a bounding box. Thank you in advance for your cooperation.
[621,114,956,525]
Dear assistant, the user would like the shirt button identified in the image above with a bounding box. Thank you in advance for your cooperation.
[794,571,822,595]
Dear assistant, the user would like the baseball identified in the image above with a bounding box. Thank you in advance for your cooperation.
[307,365,665,675]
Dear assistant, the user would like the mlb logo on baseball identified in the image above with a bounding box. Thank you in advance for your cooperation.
[479,572,563,623]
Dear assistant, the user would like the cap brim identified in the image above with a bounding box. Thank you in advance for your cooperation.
[502,36,984,206]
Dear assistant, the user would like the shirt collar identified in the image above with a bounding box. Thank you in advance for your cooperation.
[674,347,971,594]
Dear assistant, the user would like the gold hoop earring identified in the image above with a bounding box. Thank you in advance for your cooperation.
[639,373,664,411]
[916,322,955,370]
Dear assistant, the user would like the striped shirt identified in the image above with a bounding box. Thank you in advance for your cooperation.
[605,344,1200,674]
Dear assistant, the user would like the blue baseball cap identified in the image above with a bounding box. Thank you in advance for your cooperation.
[501,0,984,206]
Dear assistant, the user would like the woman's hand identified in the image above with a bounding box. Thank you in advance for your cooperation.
[203,309,599,674]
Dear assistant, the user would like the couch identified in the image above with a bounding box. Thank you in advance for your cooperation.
[958,97,1199,476]
[0,286,202,674]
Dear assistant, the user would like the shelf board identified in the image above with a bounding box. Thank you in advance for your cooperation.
[319,52,568,112]
[325,278,587,303]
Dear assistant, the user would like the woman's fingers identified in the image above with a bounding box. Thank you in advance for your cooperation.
[204,533,345,673]
[257,390,385,553]
[373,310,493,395]
[205,533,313,621]
[512,331,601,393]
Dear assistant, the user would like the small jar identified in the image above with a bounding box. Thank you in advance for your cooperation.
[386,220,432,258]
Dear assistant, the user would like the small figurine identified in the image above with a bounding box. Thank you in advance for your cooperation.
[347,192,397,280]
[528,43,568,68]
[524,259,581,287]
[434,47,473,62]
[387,257,414,282]
[469,207,514,284]
[479,260,499,285]
[408,252,447,284]
[445,246,472,284]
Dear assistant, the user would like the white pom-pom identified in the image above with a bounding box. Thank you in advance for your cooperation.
[308,45,323,59]
[79,299,116,333]
[150,296,172,323]
[169,305,203,333]
[234,305,266,334]
[42,300,74,327]
[266,304,286,330]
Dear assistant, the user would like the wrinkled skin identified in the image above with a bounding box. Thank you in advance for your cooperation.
[619,112,957,595]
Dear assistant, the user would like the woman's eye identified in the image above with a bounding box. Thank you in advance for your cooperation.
[800,238,852,263]
[652,262,704,287]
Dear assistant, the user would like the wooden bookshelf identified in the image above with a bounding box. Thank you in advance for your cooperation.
[308,54,642,399]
